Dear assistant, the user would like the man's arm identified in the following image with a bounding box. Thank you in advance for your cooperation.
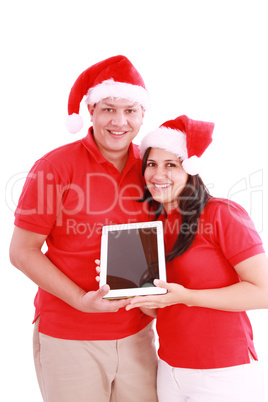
[9,227,130,312]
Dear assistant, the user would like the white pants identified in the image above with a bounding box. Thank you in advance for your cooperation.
[157,357,265,402]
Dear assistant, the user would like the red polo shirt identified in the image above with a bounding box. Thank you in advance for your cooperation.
[14,128,152,340]
[157,198,264,369]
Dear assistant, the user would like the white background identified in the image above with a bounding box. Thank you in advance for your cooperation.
[1,0,268,400]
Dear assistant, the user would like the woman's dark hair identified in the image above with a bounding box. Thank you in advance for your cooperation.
[141,147,212,262]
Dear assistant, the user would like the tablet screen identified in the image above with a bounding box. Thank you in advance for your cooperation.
[100,221,167,298]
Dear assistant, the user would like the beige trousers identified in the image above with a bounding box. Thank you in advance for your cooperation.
[33,319,158,402]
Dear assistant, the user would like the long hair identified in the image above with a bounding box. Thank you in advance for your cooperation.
[141,147,212,262]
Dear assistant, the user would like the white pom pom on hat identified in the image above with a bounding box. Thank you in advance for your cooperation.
[182,155,200,176]
[65,113,83,134]
[65,55,150,134]
[140,115,215,175]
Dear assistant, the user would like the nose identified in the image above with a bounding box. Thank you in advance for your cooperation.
[110,110,128,127]
[153,166,166,180]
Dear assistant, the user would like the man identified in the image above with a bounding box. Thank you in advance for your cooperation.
[9,55,158,402]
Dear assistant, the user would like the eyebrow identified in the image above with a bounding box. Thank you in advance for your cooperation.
[102,101,137,108]
[147,158,178,162]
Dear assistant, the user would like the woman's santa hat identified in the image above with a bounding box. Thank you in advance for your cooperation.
[66,55,150,134]
[140,115,215,175]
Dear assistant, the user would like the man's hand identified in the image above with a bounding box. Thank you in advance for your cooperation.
[79,284,131,313]
[10,228,131,315]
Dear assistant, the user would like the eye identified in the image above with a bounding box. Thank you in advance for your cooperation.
[166,162,176,167]
[126,109,136,114]
[103,108,114,113]
[146,162,156,167]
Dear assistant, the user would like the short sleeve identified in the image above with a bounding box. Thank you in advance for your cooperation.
[14,158,64,235]
[206,200,264,266]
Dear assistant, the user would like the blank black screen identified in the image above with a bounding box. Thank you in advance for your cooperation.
[106,227,159,289]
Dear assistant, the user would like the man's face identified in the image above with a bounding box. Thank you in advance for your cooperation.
[88,98,144,157]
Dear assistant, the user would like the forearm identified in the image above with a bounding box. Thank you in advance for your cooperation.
[185,255,268,312]
[10,227,131,313]
[185,281,268,312]
[11,246,86,311]
[127,254,268,312]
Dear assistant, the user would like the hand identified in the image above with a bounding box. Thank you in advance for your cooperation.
[79,284,131,313]
[75,259,129,312]
[126,279,188,311]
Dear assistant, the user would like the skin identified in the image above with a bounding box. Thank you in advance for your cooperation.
[9,98,145,313]
[126,148,268,314]
[144,147,188,212]
[88,98,144,173]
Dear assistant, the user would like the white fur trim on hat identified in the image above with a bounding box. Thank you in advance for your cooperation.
[140,127,188,160]
[85,79,150,110]
[140,127,202,175]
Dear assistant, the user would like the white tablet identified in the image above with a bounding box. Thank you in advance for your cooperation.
[99,221,167,299]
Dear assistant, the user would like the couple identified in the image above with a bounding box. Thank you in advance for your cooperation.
[10,55,268,401]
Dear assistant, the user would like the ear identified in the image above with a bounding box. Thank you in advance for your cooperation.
[87,104,95,120]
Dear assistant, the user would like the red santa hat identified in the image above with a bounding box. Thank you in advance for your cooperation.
[66,55,150,133]
[140,115,215,175]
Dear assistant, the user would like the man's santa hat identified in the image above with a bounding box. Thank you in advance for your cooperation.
[140,115,215,175]
[66,55,150,134]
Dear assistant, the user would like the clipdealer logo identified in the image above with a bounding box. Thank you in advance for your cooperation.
[227,170,264,233]
[5,170,145,221]
[5,169,264,234]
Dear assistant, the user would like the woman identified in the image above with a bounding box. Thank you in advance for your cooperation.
[126,115,268,402]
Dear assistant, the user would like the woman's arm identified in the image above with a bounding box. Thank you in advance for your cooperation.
[126,253,268,312]
[10,227,130,313]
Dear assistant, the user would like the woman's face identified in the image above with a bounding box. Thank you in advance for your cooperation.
[144,147,188,212]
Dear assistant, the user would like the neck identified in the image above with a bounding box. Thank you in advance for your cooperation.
[90,129,130,174]
[110,152,129,174]
[102,148,129,174]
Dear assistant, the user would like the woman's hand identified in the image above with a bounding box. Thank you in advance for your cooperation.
[126,254,268,313]
[126,279,188,311]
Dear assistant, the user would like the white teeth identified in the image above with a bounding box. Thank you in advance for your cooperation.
[109,131,126,135]
[154,184,171,189]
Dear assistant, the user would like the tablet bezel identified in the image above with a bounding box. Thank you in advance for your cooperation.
[99,221,167,299]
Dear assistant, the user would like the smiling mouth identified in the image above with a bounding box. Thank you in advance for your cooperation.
[153,183,172,189]
[108,130,128,136]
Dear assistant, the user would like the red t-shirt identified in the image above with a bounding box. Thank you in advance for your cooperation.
[157,198,264,369]
[14,129,152,340]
